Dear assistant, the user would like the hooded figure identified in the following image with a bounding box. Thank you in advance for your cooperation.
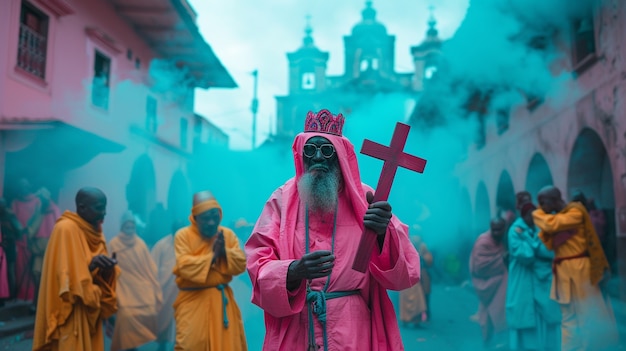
[108,211,162,351]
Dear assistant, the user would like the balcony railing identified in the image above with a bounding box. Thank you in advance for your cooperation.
[17,23,47,79]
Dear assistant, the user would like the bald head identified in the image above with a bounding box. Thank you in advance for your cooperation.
[537,186,565,213]
[76,187,105,205]
[538,186,560,199]
[193,190,215,206]
[490,217,506,242]
[515,191,532,210]
[76,187,107,229]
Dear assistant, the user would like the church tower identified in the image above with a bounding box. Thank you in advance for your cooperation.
[411,7,443,91]
[343,1,396,83]
[286,16,329,94]
[275,18,330,140]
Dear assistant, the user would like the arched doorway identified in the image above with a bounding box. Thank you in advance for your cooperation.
[525,153,554,201]
[567,128,616,273]
[496,170,516,213]
[126,154,156,232]
[475,181,491,235]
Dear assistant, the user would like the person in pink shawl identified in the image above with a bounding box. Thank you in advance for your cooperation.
[245,109,421,351]
[470,217,509,349]
[10,178,61,305]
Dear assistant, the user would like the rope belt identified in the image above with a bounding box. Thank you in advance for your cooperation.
[304,204,361,351]
[307,289,360,351]
[179,283,230,328]
[552,252,589,299]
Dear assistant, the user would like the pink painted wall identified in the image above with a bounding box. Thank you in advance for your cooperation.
[0,0,199,235]
[0,0,194,147]
[455,1,626,294]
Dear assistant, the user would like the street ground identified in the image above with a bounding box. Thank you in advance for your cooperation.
[2,283,625,351]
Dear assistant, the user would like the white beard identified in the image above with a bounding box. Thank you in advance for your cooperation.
[297,168,340,214]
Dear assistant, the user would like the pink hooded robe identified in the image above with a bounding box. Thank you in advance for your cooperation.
[12,194,60,301]
[245,131,421,351]
[469,232,508,341]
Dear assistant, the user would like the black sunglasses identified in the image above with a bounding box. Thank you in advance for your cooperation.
[303,143,336,158]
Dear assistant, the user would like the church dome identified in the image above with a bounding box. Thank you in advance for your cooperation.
[351,1,387,36]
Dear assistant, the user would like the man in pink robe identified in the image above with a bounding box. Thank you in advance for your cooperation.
[470,217,509,349]
[245,109,421,351]
[11,179,60,303]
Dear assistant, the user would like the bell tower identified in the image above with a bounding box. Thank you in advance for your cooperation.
[411,6,443,91]
[343,1,395,81]
[286,16,329,94]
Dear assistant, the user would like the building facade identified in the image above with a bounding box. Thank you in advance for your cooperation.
[430,0,626,295]
[0,0,235,241]
[273,1,422,143]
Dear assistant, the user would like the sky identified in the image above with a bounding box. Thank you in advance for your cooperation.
[188,0,471,150]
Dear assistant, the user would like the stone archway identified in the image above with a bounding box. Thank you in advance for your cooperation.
[126,154,156,231]
[567,127,616,273]
[525,153,554,200]
[496,170,516,213]
[475,181,491,235]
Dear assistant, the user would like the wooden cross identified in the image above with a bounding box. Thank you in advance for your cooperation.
[352,122,427,273]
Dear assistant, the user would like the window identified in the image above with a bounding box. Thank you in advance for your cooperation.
[526,94,543,111]
[92,50,111,109]
[180,118,188,148]
[571,16,597,73]
[371,58,379,70]
[424,66,438,79]
[496,109,509,135]
[301,72,315,90]
[17,2,49,79]
[146,96,157,133]
[360,59,369,72]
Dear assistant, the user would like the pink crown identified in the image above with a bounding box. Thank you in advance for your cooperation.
[304,109,345,136]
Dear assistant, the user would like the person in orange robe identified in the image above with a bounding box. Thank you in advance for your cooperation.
[400,234,433,327]
[32,187,119,351]
[151,220,185,351]
[108,211,162,351]
[173,191,248,351]
[534,186,619,351]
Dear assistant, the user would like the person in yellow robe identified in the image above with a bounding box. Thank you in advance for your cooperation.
[108,211,162,351]
[400,234,433,327]
[533,186,618,351]
[32,187,119,351]
[151,219,186,351]
[173,191,248,350]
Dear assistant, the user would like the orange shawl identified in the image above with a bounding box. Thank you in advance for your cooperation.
[571,202,609,285]
[32,211,119,351]
[537,202,609,286]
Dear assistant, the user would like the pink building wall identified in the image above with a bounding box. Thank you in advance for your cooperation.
[0,0,230,239]
[1,0,193,147]
[455,1,626,293]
